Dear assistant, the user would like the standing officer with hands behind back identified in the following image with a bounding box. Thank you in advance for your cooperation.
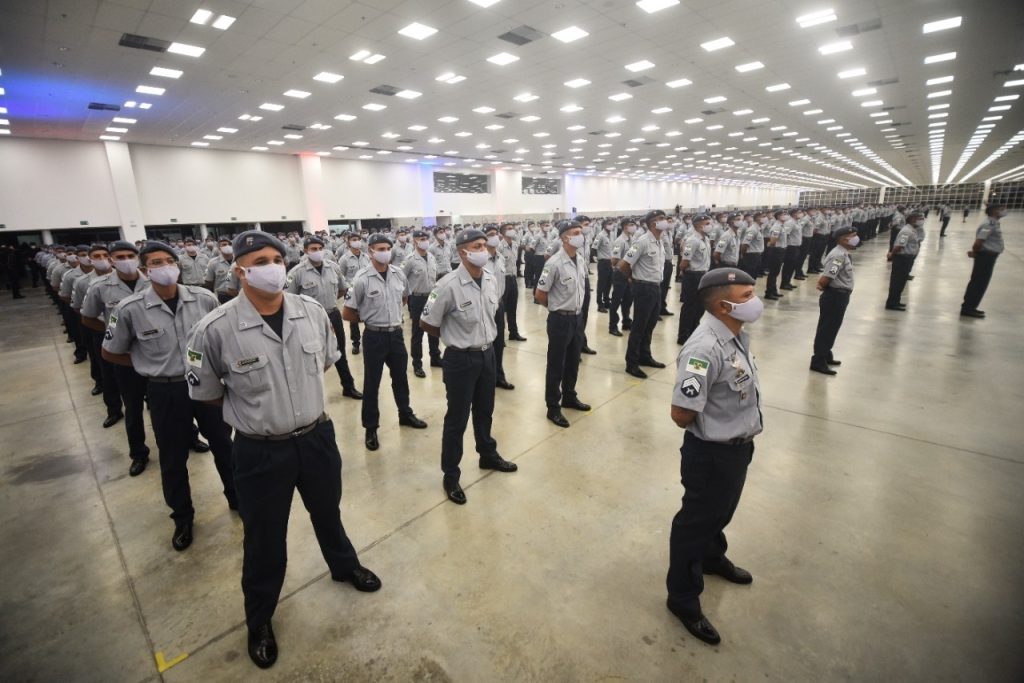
[619,210,670,379]
[186,231,381,670]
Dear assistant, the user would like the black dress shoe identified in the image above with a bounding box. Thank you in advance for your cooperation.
[581,346,597,355]
[667,601,721,645]
[597,306,608,313]
[399,413,428,429]
[342,386,363,400]
[639,358,666,369]
[826,359,842,366]
[809,364,837,376]
[780,284,796,290]
[960,309,984,318]
[443,477,467,505]
[508,333,527,342]
[496,378,515,390]
[703,558,753,584]
[794,275,807,281]
[430,358,444,368]
[91,384,103,396]
[365,429,379,451]
[73,356,87,364]
[351,343,360,355]
[621,321,632,330]
[561,398,591,411]
[172,522,193,551]
[333,565,382,592]
[659,309,674,316]
[884,304,906,311]
[413,367,426,378]
[609,329,623,337]
[479,455,518,472]
[625,365,648,379]
[103,412,123,429]
[129,458,147,477]
[546,410,570,428]
[248,622,278,669]
[191,438,210,453]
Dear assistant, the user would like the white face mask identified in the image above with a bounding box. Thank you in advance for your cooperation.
[655,220,670,231]
[464,249,489,267]
[307,250,325,263]
[486,236,500,247]
[846,236,861,247]
[567,234,585,249]
[92,257,111,272]
[185,246,198,255]
[242,263,287,293]
[725,296,764,323]
[66,254,79,265]
[415,239,430,250]
[372,249,393,264]
[349,240,362,250]
[398,235,408,243]
[625,225,636,234]
[113,257,139,275]
[80,256,92,267]
[220,245,233,256]
[147,264,180,286]
[507,230,517,238]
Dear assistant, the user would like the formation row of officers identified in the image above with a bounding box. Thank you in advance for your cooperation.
[30,200,1007,667]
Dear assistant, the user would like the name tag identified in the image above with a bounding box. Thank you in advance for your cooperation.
[368,289,381,297]
[141,329,159,337]
[236,357,260,369]
[458,300,473,310]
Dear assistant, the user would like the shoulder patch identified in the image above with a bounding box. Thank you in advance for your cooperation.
[186,348,203,368]
[107,312,118,328]
[685,357,709,376]
[186,370,200,386]
[681,376,701,398]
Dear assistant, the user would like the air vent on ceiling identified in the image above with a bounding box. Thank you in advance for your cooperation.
[868,77,899,87]
[701,108,726,116]
[836,18,882,37]
[745,125,762,130]
[369,84,400,96]
[498,25,545,46]
[118,33,170,52]
[495,112,518,119]
[490,149,507,154]
[589,130,608,136]
[397,138,416,144]
[282,124,306,131]
[622,76,655,88]
[644,141,657,145]
[88,102,121,111]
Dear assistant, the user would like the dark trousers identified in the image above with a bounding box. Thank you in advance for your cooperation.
[147,380,235,523]
[853,221,866,240]
[808,235,828,273]
[545,312,584,409]
[812,288,851,365]
[234,420,360,630]
[91,330,123,417]
[781,245,800,286]
[940,216,951,236]
[666,432,753,613]
[596,259,613,308]
[676,271,705,344]
[494,300,508,382]
[889,225,900,250]
[326,309,357,391]
[349,321,361,346]
[408,294,442,367]
[580,277,592,348]
[113,364,149,460]
[961,252,998,312]
[886,255,915,307]
[440,347,498,479]
[609,269,633,331]
[739,252,761,280]
[796,240,811,277]
[525,254,544,289]
[503,275,520,336]
[763,248,783,296]
[82,319,102,385]
[625,281,660,366]
[361,328,411,430]
[660,261,673,310]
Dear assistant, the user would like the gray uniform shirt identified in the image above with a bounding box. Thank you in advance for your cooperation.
[185,292,340,436]
[976,218,1004,254]
[103,284,219,378]
[344,265,407,326]
[402,250,438,295]
[611,233,633,262]
[741,224,765,254]
[536,248,587,313]
[673,315,763,443]
[60,266,87,299]
[593,230,614,259]
[420,264,499,348]
[179,251,210,285]
[338,251,371,283]
[822,245,854,291]
[82,272,150,323]
[286,260,345,311]
[392,241,413,267]
[714,230,740,266]
[205,256,239,295]
[894,226,920,256]
[783,219,802,247]
[681,233,712,272]
[623,231,665,283]
[429,242,453,276]
[498,239,517,273]
[485,254,507,299]
[72,270,102,311]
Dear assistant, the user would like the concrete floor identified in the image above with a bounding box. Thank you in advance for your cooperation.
[1,213,1022,683]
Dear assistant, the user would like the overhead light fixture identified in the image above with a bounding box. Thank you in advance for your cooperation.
[651,107,672,114]
[259,102,284,111]
[106,127,128,133]
[190,9,213,25]
[334,113,356,121]
[473,106,496,113]
[485,124,504,130]
[139,103,152,109]
[514,93,539,102]
[733,109,753,115]
[204,135,223,140]
[284,89,311,98]
[552,26,588,43]
[191,141,209,147]
[666,78,692,88]
[396,90,422,99]
[488,52,519,65]
[837,68,866,79]
[211,14,236,30]
[789,99,810,106]
[352,141,370,146]
[351,50,371,61]
[1004,79,1024,87]
[398,22,438,40]
[438,116,459,122]
[924,52,956,64]
[989,105,1012,111]
[636,0,680,13]
[167,42,205,57]
[609,93,633,102]
[564,78,591,88]
[364,54,386,64]
[684,117,703,124]
[135,85,165,95]
[217,127,238,133]
[860,100,883,107]
[735,61,764,72]
[313,72,344,83]
[796,9,837,28]
[994,94,1019,102]
[251,146,268,151]
[804,108,823,115]
[561,104,583,112]
[625,60,655,72]
[149,67,182,79]
[704,95,726,103]
[766,83,790,92]
[436,73,465,84]
[606,115,626,123]
[112,117,136,124]
[818,41,852,55]
[922,16,961,33]
[927,90,952,98]
[520,115,540,122]
[408,124,427,131]
[363,103,387,111]
[267,140,285,145]
[700,37,734,52]
[852,88,877,96]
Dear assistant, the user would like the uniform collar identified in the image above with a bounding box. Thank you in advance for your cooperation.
[142,283,195,309]
[236,290,306,341]
[707,314,749,348]
[456,263,492,286]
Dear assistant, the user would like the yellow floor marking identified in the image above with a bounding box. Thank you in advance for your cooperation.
[155,651,189,672]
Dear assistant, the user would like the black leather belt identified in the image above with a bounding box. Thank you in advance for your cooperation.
[411,292,432,296]
[364,325,402,332]
[148,375,185,383]
[237,413,329,441]
[551,310,580,316]
[448,344,491,352]
[728,436,755,445]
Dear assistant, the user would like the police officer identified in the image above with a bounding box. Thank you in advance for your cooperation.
[807,208,830,274]
[343,234,427,451]
[620,210,670,378]
[811,226,860,375]
[608,219,636,336]
[205,236,239,304]
[885,211,923,311]
[536,220,591,428]
[763,212,786,300]
[739,213,765,280]
[667,267,762,646]
[592,219,616,312]
[961,203,1006,318]
[499,223,527,342]
[429,228,453,281]
[420,229,517,505]
[185,230,381,669]
[484,225,515,390]
[179,237,210,285]
[676,214,712,346]
[72,244,109,395]
[102,242,236,551]
[81,241,151,475]
[402,230,443,376]
[59,244,93,364]
[392,227,413,267]
[337,232,370,355]
[712,215,741,270]
[780,210,803,289]
[286,236,363,399]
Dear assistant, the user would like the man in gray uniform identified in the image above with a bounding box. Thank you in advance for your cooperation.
[286,236,362,399]
[392,227,413,267]
[343,234,427,451]
[59,244,93,365]
[960,204,1006,318]
[179,237,210,286]
[885,211,923,311]
[592,219,616,312]
[73,244,109,395]
[608,220,636,336]
[620,210,670,378]
[739,214,765,280]
[420,229,518,505]
[402,230,443,376]
[337,233,370,355]
[811,226,859,375]
[667,267,763,646]
[186,230,381,669]
[536,220,591,428]
[205,236,239,304]
[498,223,526,342]
[103,241,236,551]
[484,225,515,390]
[429,229,454,281]
[676,215,712,346]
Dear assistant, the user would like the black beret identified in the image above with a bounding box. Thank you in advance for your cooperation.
[75,244,91,252]
[484,224,500,234]
[88,243,109,254]
[907,211,925,220]
[576,215,591,223]
[303,235,325,248]
[217,235,233,243]
[368,233,393,247]
[232,230,287,259]
[184,237,196,244]
[412,230,429,239]
[832,226,857,238]
[698,267,755,292]
[693,214,712,223]
[557,220,581,235]
[455,228,486,246]
[108,240,139,255]
[644,209,667,225]
[139,241,176,262]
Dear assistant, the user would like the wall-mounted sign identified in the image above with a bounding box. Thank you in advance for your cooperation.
[79,220,89,225]
[170,218,178,223]
[434,172,489,194]
[231,216,237,221]
[281,215,287,219]
[522,176,561,195]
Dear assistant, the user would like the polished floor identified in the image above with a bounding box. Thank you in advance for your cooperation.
[1,213,1022,683]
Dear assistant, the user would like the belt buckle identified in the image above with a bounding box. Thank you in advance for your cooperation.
[291,426,306,438]
[481,343,490,351]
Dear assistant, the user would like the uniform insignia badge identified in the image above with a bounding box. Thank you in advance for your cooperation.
[685,357,709,376]
[186,370,200,386]
[681,376,701,398]
[186,348,203,368]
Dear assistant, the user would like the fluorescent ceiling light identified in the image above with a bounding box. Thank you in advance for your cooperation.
[666,78,692,88]
[150,67,182,79]
[804,108,823,115]
[252,146,268,151]
[167,42,205,57]
[552,26,588,42]
[363,103,387,111]
[217,127,238,133]
[455,131,472,136]
[852,88,877,96]
[837,68,866,79]
[735,61,764,72]
[204,135,223,140]
[733,109,753,115]
[283,134,302,139]
[408,124,427,130]
[636,0,679,13]
[994,95,1019,102]
[789,99,810,106]
[625,60,655,72]
[818,41,852,55]
[284,89,311,98]
[520,115,540,122]
[927,90,952,98]
[112,117,136,124]
[396,90,422,99]
[191,142,209,147]
[797,9,837,28]
[514,93,538,102]
[651,107,672,114]
[924,52,956,64]
[106,127,128,133]
[685,117,703,124]
[364,54,386,64]
[267,140,284,145]
[700,37,734,52]
[1004,79,1024,87]
[704,95,726,103]
[869,112,887,117]
[567,125,586,130]
[485,124,504,130]
[381,132,401,139]
[488,52,519,65]
[135,85,164,96]
[139,103,152,109]
[334,113,357,121]
[438,116,459,122]
[861,100,883,107]
[642,125,659,132]
[561,104,583,112]
[989,105,1011,111]
[190,9,212,24]
[766,83,790,92]
[351,50,371,61]
[606,115,626,123]
[259,102,284,112]
[923,17,961,33]
[352,141,369,146]
[609,93,633,101]
[564,78,591,88]
[473,106,495,113]
[313,72,344,83]
[212,15,235,30]
[398,23,437,40]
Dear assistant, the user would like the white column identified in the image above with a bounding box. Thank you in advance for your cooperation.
[102,141,146,242]
[981,180,992,209]
[198,224,208,240]
[41,229,54,245]
[297,154,327,234]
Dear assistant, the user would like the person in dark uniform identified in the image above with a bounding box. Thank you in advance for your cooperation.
[960,204,1006,318]
[103,242,236,551]
[186,230,381,669]
[6,244,25,299]
[343,234,427,451]
[420,229,518,505]
[667,267,763,645]
[810,226,859,375]
[592,219,616,312]
[619,210,670,378]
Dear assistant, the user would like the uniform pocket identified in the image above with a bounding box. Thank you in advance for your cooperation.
[302,340,323,375]
[229,354,270,391]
